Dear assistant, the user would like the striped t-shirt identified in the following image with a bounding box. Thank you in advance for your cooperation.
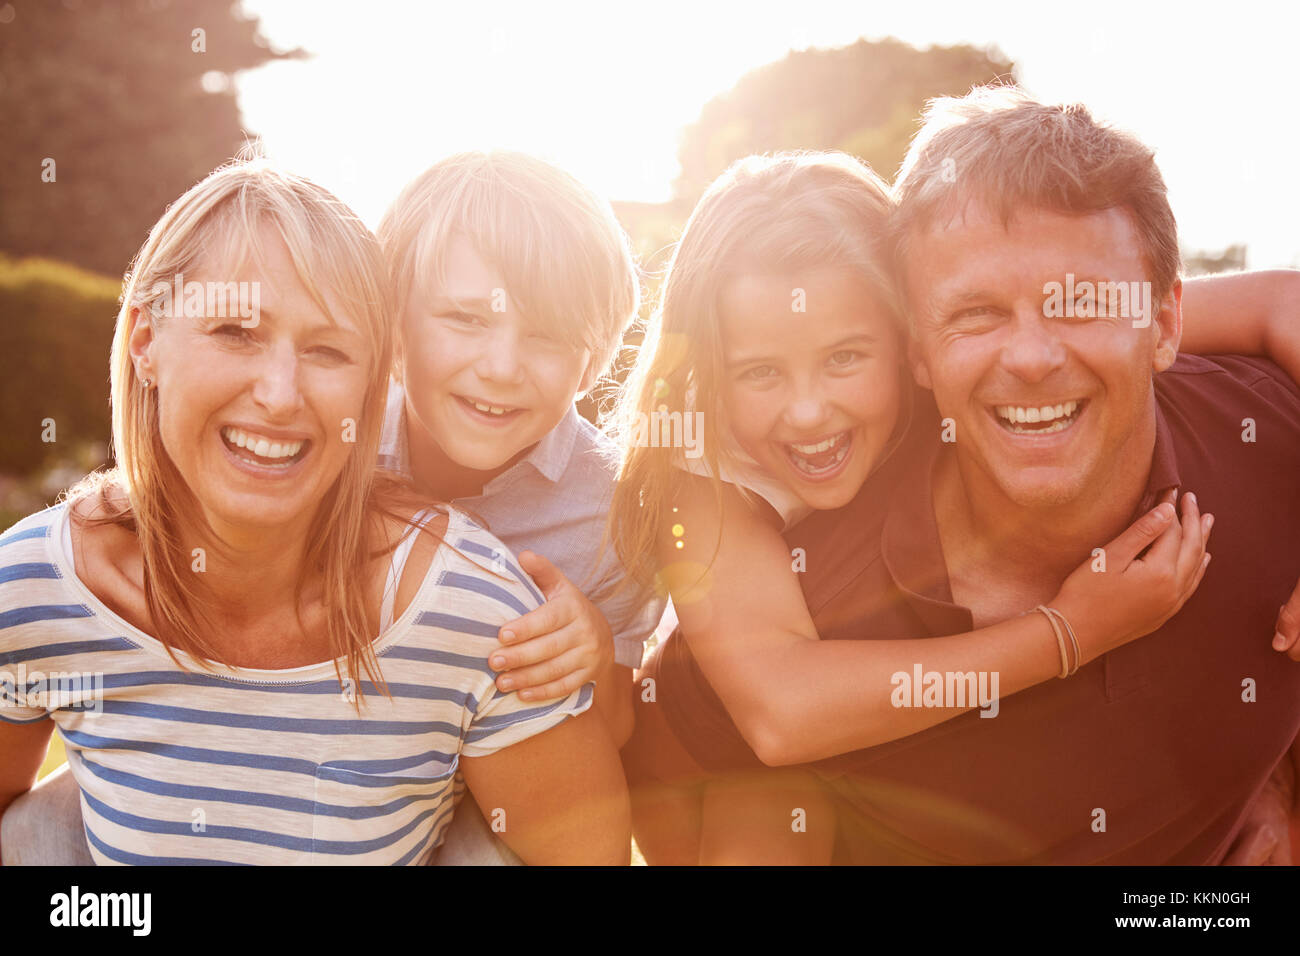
[0,503,592,865]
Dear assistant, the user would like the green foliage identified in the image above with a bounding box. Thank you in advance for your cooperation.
[674,37,1015,201]
[0,255,121,476]
[0,0,301,276]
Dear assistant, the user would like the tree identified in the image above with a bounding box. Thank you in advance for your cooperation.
[674,37,1015,201]
[0,0,302,276]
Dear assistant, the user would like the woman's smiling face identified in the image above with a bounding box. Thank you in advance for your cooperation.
[131,224,372,539]
[718,266,904,511]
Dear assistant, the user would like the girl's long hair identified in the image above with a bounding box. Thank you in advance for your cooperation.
[606,151,901,591]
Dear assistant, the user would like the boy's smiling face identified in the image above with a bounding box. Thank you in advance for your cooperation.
[399,236,595,474]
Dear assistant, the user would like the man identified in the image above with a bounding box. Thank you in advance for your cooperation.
[786,87,1300,863]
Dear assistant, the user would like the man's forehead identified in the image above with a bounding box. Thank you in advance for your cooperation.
[904,203,1147,295]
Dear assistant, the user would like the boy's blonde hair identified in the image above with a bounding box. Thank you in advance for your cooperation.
[76,158,397,695]
[608,151,900,588]
[891,84,1181,323]
[377,150,640,389]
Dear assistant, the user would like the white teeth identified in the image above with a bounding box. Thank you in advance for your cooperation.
[785,431,851,475]
[788,439,850,475]
[221,427,305,461]
[995,400,1080,424]
[468,399,514,416]
[788,432,847,455]
[993,400,1083,434]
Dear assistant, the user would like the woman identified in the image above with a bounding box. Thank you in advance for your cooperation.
[0,160,629,865]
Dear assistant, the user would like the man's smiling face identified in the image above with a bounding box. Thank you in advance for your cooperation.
[903,202,1182,511]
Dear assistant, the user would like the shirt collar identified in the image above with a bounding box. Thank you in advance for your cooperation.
[881,393,1182,628]
[492,402,581,487]
[384,379,580,489]
[1136,397,1182,513]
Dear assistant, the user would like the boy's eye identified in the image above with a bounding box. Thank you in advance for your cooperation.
[828,350,862,368]
[309,346,351,363]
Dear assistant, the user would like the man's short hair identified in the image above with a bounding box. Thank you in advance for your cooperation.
[890,84,1181,321]
[378,150,640,386]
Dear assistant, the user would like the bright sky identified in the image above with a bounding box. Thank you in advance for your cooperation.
[238,0,1300,267]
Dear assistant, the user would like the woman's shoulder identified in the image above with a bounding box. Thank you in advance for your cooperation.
[381,505,542,635]
[422,507,545,621]
[0,502,67,550]
[0,502,99,645]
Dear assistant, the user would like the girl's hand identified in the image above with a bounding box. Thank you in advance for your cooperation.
[489,551,614,701]
[1052,490,1212,665]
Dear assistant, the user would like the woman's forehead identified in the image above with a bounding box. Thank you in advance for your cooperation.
[190,226,367,337]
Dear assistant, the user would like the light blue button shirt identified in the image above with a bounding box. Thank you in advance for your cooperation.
[378,379,663,669]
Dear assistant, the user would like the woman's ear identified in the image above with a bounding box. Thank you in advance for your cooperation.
[127,305,158,384]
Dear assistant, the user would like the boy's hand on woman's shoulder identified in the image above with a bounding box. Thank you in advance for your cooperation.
[489,550,614,702]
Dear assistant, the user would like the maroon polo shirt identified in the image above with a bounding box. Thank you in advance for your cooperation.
[786,353,1300,864]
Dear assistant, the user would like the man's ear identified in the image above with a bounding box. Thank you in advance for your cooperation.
[127,306,157,384]
[908,337,934,391]
[1151,278,1183,374]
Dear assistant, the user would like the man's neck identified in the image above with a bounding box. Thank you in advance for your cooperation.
[932,405,1158,623]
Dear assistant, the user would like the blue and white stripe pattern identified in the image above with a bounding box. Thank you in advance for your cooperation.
[0,504,591,865]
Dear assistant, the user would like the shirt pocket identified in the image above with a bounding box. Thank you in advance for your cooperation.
[310,757,458,865]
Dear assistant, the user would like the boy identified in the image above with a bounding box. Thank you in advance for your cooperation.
[374,151,663,862]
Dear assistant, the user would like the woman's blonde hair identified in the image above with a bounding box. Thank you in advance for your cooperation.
[607,151,900,589]
[377,149,640,388]
[74,158,399,695]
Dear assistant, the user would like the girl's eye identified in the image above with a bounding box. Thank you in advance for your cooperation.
[309,346,351,363]
[741,365,778,382]
[442,311,484,327]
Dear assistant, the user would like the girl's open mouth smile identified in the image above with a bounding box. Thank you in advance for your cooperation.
[781,429,853,481]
